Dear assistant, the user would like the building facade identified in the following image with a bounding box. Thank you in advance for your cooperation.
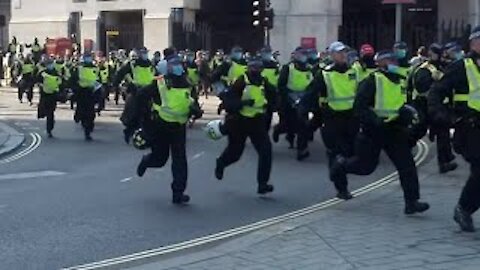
[6,0,480,60]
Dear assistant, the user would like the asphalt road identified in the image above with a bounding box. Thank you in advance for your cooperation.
[0,87,403,270]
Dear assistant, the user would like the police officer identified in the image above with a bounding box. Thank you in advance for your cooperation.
[353,44,377,82]
[274,47,314,160]
[260,46,280,130]
[184,50,200,94]
[393,41,411,100]
[114,47,155,143]
[135,56,202,204]
[442,41,464,65]
[214,57,275,195]
[331,50,430,214]
[18,54,36,105]
[211,46,248,113]
[428,26,480,232]
[409,43,457,173]
[29,37,43,64]
[309,41,360,199]
[152,51,162,68]
[307,48,321,74]
[7,37,18,86]
[70,52,99,141]
[97,58,110,114]
[37,57,62,138]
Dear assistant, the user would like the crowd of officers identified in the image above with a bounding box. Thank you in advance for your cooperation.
[5,26,480,231]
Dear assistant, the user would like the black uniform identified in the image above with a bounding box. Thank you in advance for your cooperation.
[18,59,36,103]
[135,74,200,201]
[429,54,480,230]
[409,60,456,171]
[211,59,248,113]
[70,63,99,140]
[37,68,61,135]
[215,73,275,191]
[275,61,313,157]
[308,63,359,195]
[332,69,427,212]
[262,59,280,130]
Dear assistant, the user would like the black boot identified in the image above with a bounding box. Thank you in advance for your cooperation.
[439,162,458,174]
[336,190,353,200]
[137,156,148,177]
[215,158,224,180]
[404,201,430,215]
[47,131,53,138]
[454,205,475,232]
[85,132,93,141]
[257,184,274,195]
[172,193,190,205]
[272,126,280,143]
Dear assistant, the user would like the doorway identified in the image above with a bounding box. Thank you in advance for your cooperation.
[99,10,144,54]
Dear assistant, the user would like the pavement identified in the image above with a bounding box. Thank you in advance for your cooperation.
[0,120,25,157]
[128,155,480,270]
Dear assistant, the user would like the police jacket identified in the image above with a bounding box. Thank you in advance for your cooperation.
[277,61,312,95]
[113,58,153,86]
[221,72,276,115]
[210,59,248,83]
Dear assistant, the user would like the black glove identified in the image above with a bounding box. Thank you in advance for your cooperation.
[190,104,204,120]
[399,105,419,126]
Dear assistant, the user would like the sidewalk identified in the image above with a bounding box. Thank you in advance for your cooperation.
[0,121,25,157]
[128,153,480,270]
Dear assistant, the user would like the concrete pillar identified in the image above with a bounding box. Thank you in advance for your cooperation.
[469,0,480,26]
[144,13,171,52]
[81,15,98,51]
[270,0,342,62]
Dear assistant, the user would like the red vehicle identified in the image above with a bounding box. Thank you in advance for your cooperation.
[45,38,73,57]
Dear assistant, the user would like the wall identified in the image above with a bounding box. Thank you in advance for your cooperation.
[0,0,10,48]
[270,0,342,62]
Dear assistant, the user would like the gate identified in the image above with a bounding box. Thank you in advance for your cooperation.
[171,22,211,51]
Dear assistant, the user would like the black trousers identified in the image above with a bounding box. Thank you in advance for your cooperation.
[218,115,272,185]
[410,98,454,164]
[321,112,359,191]
[274,104,309,151]
[18,74,34,102]
[454,121,480,214]
[75,90,96,135]
[39,93,57,132]
[336,125,420,202]
[143,119,188,194]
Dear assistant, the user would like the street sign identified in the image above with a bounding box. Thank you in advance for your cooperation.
[301,37,316,49]
[382,0,416,4]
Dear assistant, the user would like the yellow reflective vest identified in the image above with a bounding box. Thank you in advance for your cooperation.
[224,61,247,85]
[462,58,480,112]
[131,63,155,87]
[262,67,279,88]
[42,72,61,94]
[286,63,313,92]
[240,75,267,118]
[373,72,405,122]
[78,66,98,88]
[152,78,193,124]
[321,68,358,111]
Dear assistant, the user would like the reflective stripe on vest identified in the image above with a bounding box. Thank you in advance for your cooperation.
[321,69,357,111]
[286,63,313,92]
[42,73,61,94]
[240,76,267,118]
[187,67,200,85]
[22,63,34,74]
[78,66,98,88]
[464,58,480,111]
[261,68,279,87]
[131,63,154,87]
[225,61,247,85]
[151,79,192,124]
[374,72,404,122]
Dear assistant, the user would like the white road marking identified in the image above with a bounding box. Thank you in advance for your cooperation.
[0,171,65,181]
[63,142,430,270]
[191,151,205,161]
[14,122,31,127]
[0,133,41,164]
[120,177,133,183]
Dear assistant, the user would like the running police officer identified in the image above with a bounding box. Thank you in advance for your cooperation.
[331,50,430,214]
[37,57,62,138]
[428,26,480,232]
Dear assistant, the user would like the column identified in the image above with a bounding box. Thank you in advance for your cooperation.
[143,13,171,52]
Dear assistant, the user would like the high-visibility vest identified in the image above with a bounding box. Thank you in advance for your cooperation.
[373,72,405,122]
[224,61,247,85]
[261,67,279,88]
[151,78,192,124]
[32,44,42,53]
[78,66,98,88]
[286,63,313,92]
[54,63,64,76]
[321,68,358,111]
[461,58,480,112]
[99,67,109,84]
[412,61,443,99]
[187,67,200,85]
[240,76,267,118]
[131,63,154,87]
[42,72,61,94]
[9,43,17,53]
[352,61,376,82]
[22,63,34,74]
